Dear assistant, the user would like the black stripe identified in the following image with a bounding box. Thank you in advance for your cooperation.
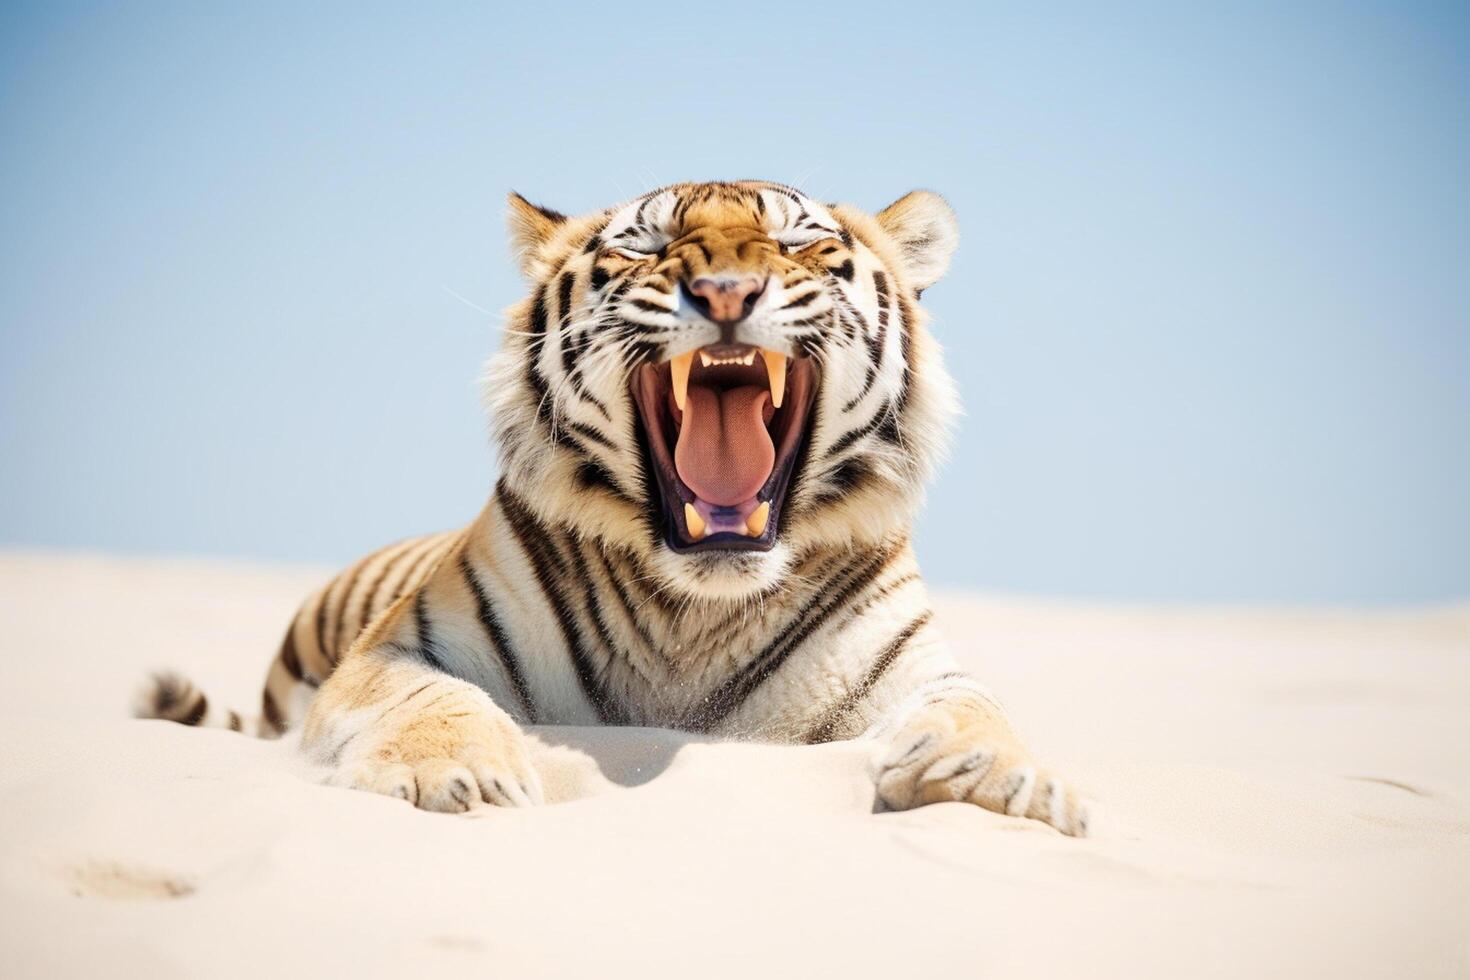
[567,540,631,693]
[349,541,445,678]
[873,271,891,321]
[526,287,553,427]
[313,587,331,670]
[826,408,889,458]
[362,539,432,628]
[413,591,447,674]
[633,194,653,228]
[503,490,568,578]
[565,366,612,420]
[804,610,934,744]
[875,411,901,447]
[838,292,881,412]
[566,420,617,451]
[327,558,371,660]
[498,484,625,723]
[621,338,661,371]
[788,312,828,330]
[458,552,537,723]
[261,688,285,733]
[555,272,611,419]
[356,541,411,632]
[399,538,445,593]
[575,459,631,499]
[528,284,549,336]
[894,293,914,418]
[832,573,920,632]
[842,367,876,413]
[279,628,304,681]
[828,458,872,492]
[597,549,659,655]
[557,271,576,325]
[686,548,897,731]
[792,330,827,360]
[781,290,818,310]
[180,693,208,727]
[869,271,891,403]
[549,424,586,455]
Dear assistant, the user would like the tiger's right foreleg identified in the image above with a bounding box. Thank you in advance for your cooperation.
[300,599,543,812]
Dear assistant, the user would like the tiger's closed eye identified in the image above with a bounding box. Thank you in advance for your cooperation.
[773,226,843,251]
[609,247,655,261]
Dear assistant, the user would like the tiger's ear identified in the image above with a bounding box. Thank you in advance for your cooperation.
[506,192,567,277]
[875,190,959,292]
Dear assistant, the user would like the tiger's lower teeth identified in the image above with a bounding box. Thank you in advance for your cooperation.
[684,500,769,539]
[684,503,707,540]
[746,502,770,537]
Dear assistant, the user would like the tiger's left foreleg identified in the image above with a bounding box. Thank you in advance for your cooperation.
[867,670,1090,837]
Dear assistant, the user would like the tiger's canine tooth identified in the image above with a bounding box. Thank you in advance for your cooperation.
[761,350,787,409]
[684,503,707,539]
[671,352,693,412]
[698,350,714,368]
[746,501,770,537]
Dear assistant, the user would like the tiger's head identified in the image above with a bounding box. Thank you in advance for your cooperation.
[485,181,959,601]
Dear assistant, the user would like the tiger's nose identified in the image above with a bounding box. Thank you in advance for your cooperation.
[683,275,766,327]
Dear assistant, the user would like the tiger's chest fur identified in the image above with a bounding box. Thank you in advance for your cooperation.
[554,529,928,736]
[281,488,932,743]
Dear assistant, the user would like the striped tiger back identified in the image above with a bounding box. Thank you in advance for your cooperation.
[259,531,463,734]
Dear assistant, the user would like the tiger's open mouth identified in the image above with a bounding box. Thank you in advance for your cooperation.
[632,345,817,553]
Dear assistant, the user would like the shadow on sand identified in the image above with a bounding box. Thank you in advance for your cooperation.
[528,724,715,789]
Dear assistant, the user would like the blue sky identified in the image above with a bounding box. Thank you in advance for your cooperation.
[1,1,1466,602]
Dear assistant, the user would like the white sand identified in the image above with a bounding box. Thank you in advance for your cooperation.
[0,551,1466,978]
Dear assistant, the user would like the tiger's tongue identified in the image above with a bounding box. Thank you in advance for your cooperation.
[675,385,774,507]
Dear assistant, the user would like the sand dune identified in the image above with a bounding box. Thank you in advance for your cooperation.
[0,552,1466,978]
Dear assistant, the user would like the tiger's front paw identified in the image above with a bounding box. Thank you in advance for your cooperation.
[322,677,544,812]
[872,702,1090,837]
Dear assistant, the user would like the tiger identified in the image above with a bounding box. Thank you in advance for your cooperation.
[138,180,1089,835]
